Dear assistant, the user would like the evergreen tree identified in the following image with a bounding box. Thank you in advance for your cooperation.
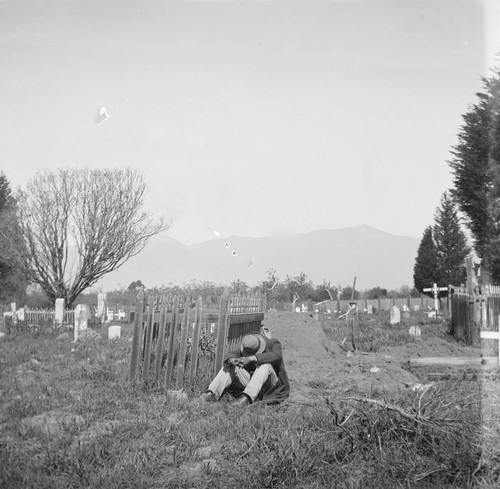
[433,192,470,285]
[0,172,27,303]
[413,226,440,292]
[449,65,500,281]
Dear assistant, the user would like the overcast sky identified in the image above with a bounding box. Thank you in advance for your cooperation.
[1,0,499,245]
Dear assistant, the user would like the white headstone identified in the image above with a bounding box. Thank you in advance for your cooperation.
[108,325,121,340]
[409,325,421,337]
[106,308,114,322]
[74,304,91,341]
[413,305,421,312]
[390,305,401,325]
[402,304,409,312]
[367,304,373,314]
[55,298,65,324]
[17,307,25,321]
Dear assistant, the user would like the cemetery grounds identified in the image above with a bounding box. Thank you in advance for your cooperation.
[1,309,499,488]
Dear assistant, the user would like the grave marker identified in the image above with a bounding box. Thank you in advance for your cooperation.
[74,304,90,341]
[409,325,421,337]
[390,305,400,325]
[106,308,115,322]
[423,283,448,313]
[97,294,107,322]
[17,307,25,322]
[55,298,65,324]
[108,325,121,340]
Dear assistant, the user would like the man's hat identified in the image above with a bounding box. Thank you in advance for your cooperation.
[241,333,266,356]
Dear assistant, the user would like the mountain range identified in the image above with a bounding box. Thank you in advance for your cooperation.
[95,225,419,292]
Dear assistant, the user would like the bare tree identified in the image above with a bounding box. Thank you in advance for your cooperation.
[12,167,168,307]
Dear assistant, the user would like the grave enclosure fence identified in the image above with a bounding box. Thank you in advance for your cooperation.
[128,292,266,391]
[1,307,75,336]
[450,285,500,347]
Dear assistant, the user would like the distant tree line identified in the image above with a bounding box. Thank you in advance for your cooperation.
[35,271,420,311]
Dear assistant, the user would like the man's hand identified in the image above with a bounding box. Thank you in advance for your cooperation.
[236,356,257,367]
[227,356,257,367]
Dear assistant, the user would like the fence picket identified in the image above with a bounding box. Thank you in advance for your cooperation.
[129,291,145,382]
[176,300,191,389]
[153,296,168,384]
[214,291,230,375]
[142,296,156,382]
[164,296,180,388]
[189,297,203,384]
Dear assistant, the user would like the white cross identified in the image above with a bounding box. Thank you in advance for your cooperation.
[480,318,500,365]
[423,283,448,312]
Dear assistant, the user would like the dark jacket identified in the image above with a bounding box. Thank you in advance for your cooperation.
[224,337,290,403]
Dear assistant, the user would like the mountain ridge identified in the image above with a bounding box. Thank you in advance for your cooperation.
[96,225,419,291]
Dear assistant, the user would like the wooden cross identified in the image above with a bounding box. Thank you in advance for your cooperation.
[480,317,500,365]
[423,283,448,312]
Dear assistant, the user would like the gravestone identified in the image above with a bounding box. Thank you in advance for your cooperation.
[367,304,373,314]
[11,303,17,324]
[423,283,447,312]
[55,298,65,324]
[106,308,114,322]
[409,325,421,337]
[108,325,121,340]
[74,304,91,341]
[17,307,25,321]
[101,321,120,339]
[402,310,410,321]
[390,305,401,325]
[413,305,420,312]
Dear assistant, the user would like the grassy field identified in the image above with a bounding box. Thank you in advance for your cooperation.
[1,314,499,488]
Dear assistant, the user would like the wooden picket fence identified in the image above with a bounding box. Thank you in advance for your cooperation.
[128,291,266,390]
[450,285,500,346]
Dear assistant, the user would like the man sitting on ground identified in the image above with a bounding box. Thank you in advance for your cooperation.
[200,332,290,407]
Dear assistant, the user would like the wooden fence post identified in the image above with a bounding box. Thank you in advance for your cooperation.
[175,301,191,389]
[164,296,180,388]
[214,290,230,375]
[129,290,145,383]
[189,297,203,384]
[142,295,156,383]
[153,296,168,385]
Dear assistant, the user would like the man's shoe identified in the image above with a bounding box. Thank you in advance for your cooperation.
[199,391,217,402]
[231,395,250,407]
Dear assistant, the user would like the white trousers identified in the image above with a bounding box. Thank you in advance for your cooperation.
[208,363,278,402]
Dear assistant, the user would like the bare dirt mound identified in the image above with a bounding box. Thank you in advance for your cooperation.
[263,311,422,403]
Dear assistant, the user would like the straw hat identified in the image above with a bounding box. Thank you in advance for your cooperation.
[240,333,266,356]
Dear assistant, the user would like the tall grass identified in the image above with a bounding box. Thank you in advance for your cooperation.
[0,318,498,488]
